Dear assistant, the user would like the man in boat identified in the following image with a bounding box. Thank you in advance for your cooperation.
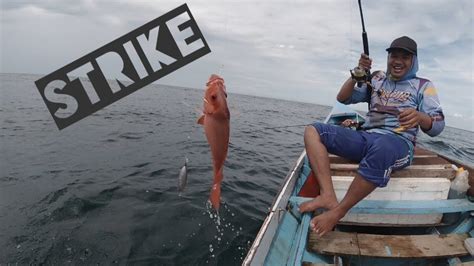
[300,36,445,236]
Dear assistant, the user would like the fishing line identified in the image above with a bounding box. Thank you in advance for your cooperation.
[218,64,225,76]
[217,4,228,77]
[178,90,205,194]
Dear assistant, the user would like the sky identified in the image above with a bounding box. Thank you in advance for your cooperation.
[1,0,473,131]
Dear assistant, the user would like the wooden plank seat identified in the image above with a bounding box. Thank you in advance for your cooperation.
[290,196,474,215]
[329,155,452,165]
[308,231,469,258]
[330,163,456,179]
[289,195,474,227]
[328,147,456,179]
[329,147,450,165]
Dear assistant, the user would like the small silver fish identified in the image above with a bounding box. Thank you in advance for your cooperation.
[178,157,189,194]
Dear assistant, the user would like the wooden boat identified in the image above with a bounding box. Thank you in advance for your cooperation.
[243,103,474,265]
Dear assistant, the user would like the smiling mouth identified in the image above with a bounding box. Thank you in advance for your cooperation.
[392,65,404,73]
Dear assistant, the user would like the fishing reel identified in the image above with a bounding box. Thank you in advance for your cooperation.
[350,66,369,82]
[350,66,372,89]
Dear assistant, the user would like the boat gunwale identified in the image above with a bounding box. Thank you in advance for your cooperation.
[243,151,306,265]
[243,110,360,265]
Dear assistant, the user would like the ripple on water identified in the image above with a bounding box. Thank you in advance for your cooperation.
[119,133,143,140]
[148,168,168,177]
[39,187,69,205]
[132,162,151,168]
[31,197,104,225]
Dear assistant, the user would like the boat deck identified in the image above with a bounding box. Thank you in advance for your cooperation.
[309,231,469,258]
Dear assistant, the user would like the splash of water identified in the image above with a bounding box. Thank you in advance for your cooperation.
[204,200,247,262]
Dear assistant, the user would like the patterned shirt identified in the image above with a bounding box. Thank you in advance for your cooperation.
[341,55,445,146]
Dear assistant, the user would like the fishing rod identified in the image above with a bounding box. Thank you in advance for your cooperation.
[358,0,369,57]
[352,0,372,85]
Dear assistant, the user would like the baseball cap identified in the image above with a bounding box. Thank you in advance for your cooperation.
[386,36,417,56]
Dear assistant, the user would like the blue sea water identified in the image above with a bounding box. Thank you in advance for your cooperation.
[1,73,473,265]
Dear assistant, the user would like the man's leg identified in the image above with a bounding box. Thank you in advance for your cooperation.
[309,133,411,236]
[299,123,366,212]
[310,173,375,236]
[299,125,338,211]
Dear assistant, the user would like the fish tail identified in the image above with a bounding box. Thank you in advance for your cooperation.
[209,169,223,210]
[209,183,221,210]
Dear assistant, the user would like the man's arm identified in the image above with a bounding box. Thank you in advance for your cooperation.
[337,54,372,104]
[399,82,445,136]
[418,112,434,131]
[399,109,433,131]
[337,78,357,103]
[419,83,445,136]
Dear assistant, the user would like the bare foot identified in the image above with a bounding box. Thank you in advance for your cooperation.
[299,195,338,213]
[310,208,346,237]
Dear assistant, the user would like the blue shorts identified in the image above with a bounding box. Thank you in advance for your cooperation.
[311,122,411,187]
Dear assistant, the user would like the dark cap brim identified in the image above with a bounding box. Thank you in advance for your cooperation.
[386,47,416,55]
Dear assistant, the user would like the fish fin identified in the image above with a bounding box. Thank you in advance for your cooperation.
[197,115,205,125]
[209,183,221,210]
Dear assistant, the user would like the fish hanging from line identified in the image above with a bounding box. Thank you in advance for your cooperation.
[197,74,230,210]
[177,157,188,195]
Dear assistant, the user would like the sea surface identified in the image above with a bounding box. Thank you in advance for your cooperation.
[1,73,473,265]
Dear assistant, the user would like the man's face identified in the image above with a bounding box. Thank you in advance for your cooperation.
[388,49,413,79]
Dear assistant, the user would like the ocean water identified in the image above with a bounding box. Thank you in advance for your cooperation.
[1,73,473,265]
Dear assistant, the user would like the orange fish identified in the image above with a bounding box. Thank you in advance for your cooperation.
[197,74,230,210]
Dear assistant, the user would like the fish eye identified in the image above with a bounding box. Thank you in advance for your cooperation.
[211,95,217,100]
